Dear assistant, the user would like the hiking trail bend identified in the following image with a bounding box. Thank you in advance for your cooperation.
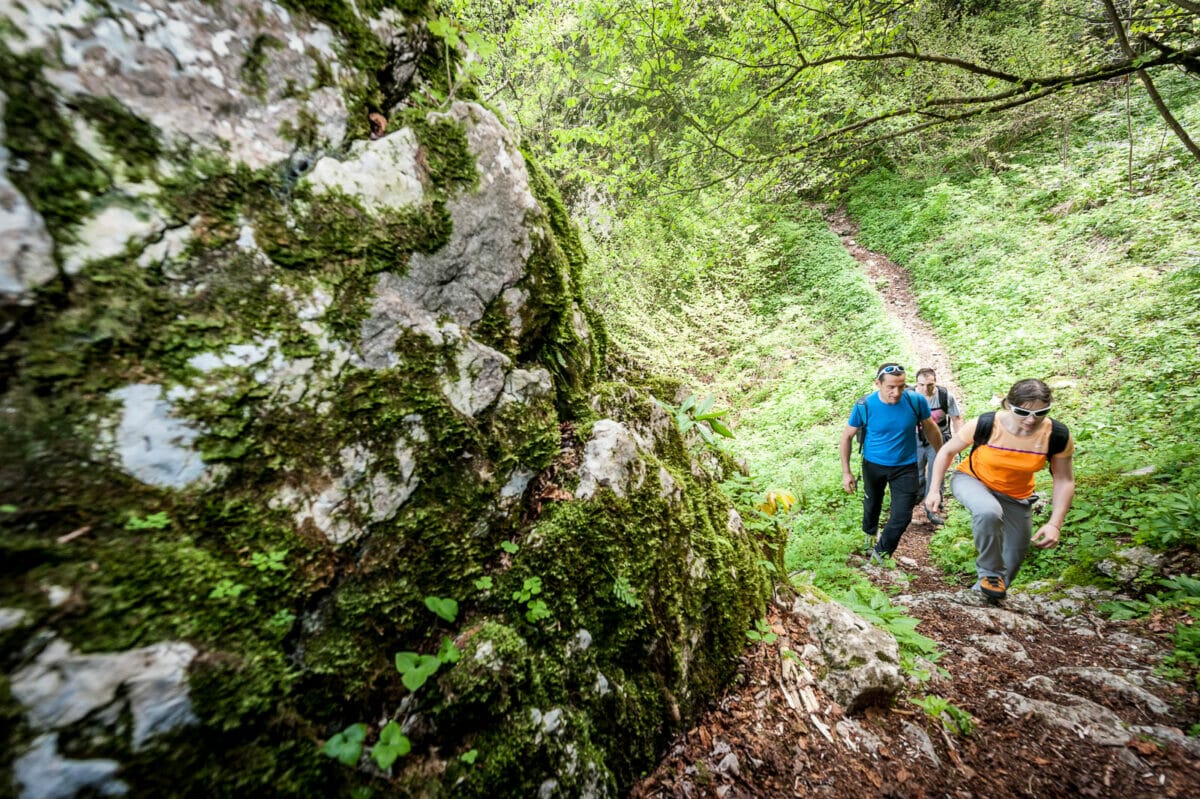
[629,213,1200,799]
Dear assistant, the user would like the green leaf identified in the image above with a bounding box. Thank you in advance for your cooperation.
[437,636,461,664]
[322,723,367,767]
[474,576,493,590]
[424,596,459,623]
[500,541,519,554]
[709,419,735,438]
[370,721,411,770]
[394,651,418,673]
[125,511,171,530]
[395,653,442,692]
[525,599,552,622]
[0,504,17,513]
[460,749,479,764]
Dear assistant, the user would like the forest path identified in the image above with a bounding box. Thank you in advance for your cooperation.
[825,206,964,402]
[630,215,1200,798]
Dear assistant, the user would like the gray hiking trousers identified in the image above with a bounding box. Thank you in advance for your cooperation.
[949,471,1034,588]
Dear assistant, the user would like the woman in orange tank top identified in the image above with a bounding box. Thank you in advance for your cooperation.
[922,379,1076,601]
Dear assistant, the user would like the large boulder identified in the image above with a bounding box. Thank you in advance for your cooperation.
[0,2,774,797]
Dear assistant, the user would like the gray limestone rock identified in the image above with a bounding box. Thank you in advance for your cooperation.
[1097,546,1164,585]
[442,339,511,417]
[0,91,57,310]
[990,675,1132,747]
[5,0,350,172]
[13,734,125,799]
[106,384,207,489]
[792,593,903,712]
[1050,666,1173,716]
[12,638,198,746]
[575,420,646,500]
[356,101,538,365]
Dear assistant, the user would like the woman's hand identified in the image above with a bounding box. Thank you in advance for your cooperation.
[1031,523,1060,549]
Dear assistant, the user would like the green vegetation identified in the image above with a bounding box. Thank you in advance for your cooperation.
[6,0,1200,794]
[909,694,976,736]
[451,0,1200,693]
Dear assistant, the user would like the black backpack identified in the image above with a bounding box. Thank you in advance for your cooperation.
[916,386,950,445]
[854,391,922,454]
[967,411,1070,473]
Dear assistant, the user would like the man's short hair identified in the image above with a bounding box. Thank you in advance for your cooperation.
[915,368,936,381]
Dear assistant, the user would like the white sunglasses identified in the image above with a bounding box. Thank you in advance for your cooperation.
[1010,404,1052,418]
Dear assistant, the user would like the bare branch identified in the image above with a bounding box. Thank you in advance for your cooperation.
[1102,0,1200,160]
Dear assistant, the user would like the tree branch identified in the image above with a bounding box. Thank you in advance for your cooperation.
[1102,0,1200,160]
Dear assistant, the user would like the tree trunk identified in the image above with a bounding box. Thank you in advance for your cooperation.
[1102,0,1200,161]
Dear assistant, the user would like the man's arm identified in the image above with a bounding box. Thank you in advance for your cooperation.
[921,417,943,451]
[840,425,858,493]
[947,393,963,435]
[924,435,970,512]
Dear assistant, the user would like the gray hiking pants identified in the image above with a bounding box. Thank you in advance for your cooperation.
[949,471,1034,588]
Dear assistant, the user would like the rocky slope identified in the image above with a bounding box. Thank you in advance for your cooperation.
[0,2,775,796]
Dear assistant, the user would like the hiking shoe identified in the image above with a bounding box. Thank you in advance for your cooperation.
[979,576,1007,600]
[925,507,945,526]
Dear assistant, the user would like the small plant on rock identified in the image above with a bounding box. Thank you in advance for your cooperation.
[654,393,734,447]
[909,694,975,736]
[745,617,778,644]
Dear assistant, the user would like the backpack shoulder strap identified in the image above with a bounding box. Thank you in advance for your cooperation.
[853,394,870,453]
[973,412,996,447]
[967,412,996,474]
[937,386,948,412]
[906,389,922,421]
[1047,419,1069,461]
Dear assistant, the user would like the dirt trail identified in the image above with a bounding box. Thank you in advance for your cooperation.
[825,207,962,401]
[629,214,1200,798]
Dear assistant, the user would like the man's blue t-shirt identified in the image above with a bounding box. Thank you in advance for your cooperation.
[848,391,931,467]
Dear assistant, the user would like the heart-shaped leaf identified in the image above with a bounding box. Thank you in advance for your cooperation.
[370,721,411,770]
[424,595,459,623]
[322,723,367,766]
[437,636,461,664]
[460,749,478,764]
[396,653,441,692]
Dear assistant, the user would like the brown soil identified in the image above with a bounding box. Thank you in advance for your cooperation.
[630,514,1200,799]
[628,212,1200,798]
[825,206,962,402]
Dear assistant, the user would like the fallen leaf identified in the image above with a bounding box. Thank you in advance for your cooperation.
[368,112,387,139]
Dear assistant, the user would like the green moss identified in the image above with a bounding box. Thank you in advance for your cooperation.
[72,94,163,181]
[520,150,608,415]
[278,107,321,148]
[240,33,286,99]
[0,46,111,243]
[407,114,478,193]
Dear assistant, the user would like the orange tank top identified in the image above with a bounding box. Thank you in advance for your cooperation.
[954,416,1075,499]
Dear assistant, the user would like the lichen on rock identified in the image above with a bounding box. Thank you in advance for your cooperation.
[0,2,775,797]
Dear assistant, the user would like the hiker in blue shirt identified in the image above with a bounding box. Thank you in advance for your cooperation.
[839,363,944,562]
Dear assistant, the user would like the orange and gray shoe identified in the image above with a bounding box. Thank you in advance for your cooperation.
[979,575,1007,599]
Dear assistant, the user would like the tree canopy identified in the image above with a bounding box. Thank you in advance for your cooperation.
[448,0,1200,198]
